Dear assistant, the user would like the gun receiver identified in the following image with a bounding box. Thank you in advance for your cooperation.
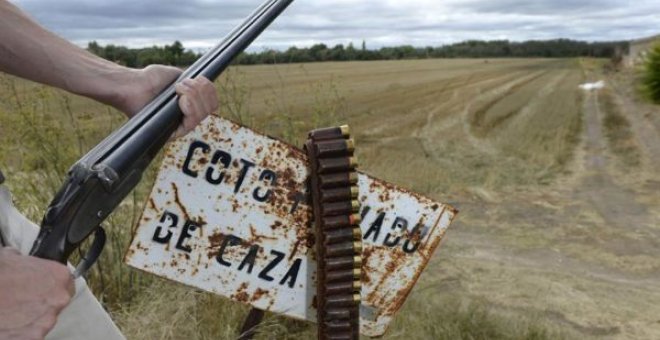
[30,0,294,276]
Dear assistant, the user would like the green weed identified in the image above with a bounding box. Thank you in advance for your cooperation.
[642,43,660,103]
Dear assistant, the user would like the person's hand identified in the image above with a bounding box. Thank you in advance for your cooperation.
[172,76,219,139]
[0,247,75,340]
[116,65,219,139]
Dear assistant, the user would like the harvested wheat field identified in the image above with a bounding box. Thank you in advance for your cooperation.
[1,58,658,339]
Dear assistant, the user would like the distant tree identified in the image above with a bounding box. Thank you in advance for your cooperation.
[165,40,185,64]
[86,39,627,67]
[86,41,201,67]
[330,44,346,61]
[345,42,357,60]
[87,41,103,57]
[309,43,328,61]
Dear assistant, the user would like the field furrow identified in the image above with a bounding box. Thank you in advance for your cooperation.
[1,58,658,340]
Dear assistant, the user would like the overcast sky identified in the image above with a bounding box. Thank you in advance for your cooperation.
[11,0,660,51]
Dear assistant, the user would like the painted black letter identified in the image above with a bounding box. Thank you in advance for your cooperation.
[360,205,371,220]
[259,250,284,282]
[238,244,260,274]
[383,217,408,248]
[364,212,385,243]
[253,170,277,202]
[152,211,178,244]
[206,149,232,185]
[279,258,302,288]
[175,220,200,253]
[215,235,242,267]
[234,159,255,194]
[182,141,210,178]
[402,224,430,254]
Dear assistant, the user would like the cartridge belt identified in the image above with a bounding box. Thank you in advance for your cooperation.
[305,126,362,340]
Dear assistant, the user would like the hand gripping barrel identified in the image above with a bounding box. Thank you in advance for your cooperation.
[305,126,362,340]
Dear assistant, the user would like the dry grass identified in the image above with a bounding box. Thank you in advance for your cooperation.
[598,87,641,167]
[0,58,593,339]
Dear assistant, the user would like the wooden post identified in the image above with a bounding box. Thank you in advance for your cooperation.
[238,308,265,340]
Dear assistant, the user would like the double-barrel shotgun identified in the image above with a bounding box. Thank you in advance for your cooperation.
[29,0,294,277]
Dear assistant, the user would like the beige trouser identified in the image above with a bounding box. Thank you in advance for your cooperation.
[0,185,125,340]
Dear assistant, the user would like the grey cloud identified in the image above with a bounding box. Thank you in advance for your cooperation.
[453,0,621,15]
[10,0,660,50]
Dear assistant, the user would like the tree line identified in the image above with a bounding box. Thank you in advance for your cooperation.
[87,41,200,67]
[87,39,626,67]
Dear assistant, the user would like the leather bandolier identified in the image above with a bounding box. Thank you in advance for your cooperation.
[305,126,362,340]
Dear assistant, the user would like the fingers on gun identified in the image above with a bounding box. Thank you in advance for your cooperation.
[174,77,218,138]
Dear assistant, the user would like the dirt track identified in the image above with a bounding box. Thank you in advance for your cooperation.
[433,69,660,339]
[238,59,660,338]
[4,58,655,339]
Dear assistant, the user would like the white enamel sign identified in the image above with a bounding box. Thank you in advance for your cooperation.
[125,116,457,337]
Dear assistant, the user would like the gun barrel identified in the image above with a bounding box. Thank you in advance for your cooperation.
[30,0,293,265]
[186,0,292,81]
[85,0,293,179]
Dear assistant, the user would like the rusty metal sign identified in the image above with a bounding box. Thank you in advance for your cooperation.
[125,116,457,337]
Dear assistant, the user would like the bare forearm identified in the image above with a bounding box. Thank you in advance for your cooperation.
[0,0,217,127]
[0,0,136,107]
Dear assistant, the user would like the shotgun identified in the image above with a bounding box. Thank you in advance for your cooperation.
[30,0,294,277]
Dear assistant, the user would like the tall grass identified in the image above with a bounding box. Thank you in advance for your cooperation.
[599,88,641,167]
[0,63,566,339]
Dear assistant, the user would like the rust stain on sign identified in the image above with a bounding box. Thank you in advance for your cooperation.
[125,116,457,337]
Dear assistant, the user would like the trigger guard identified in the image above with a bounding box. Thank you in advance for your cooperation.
[72,226,106,278]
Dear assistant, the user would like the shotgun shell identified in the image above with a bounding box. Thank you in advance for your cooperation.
[351,200,360,213]
[319,172,359,189]
[353,280,362,290]
[309,125,350,141]
[353,256,363,268]
[350,186,359,198]
[349,213,362,225]
[326,241,362,257]
[323,200,359,217]
[323,215,351,229]
[321,187,353,203]
[315,139,355,157]
[325,281,357,295]
[352,228,362,239]
[340,125,350,137]
[324,320,352,331]
[326,332,353,340]
[326,294,361,308]
[354,241,363,253]
[325,308,352,320]
[327,268,361,282]
[318,157,358,174]
[325,228,356,244]
[326,255,362,271]
[322,214,362,229]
